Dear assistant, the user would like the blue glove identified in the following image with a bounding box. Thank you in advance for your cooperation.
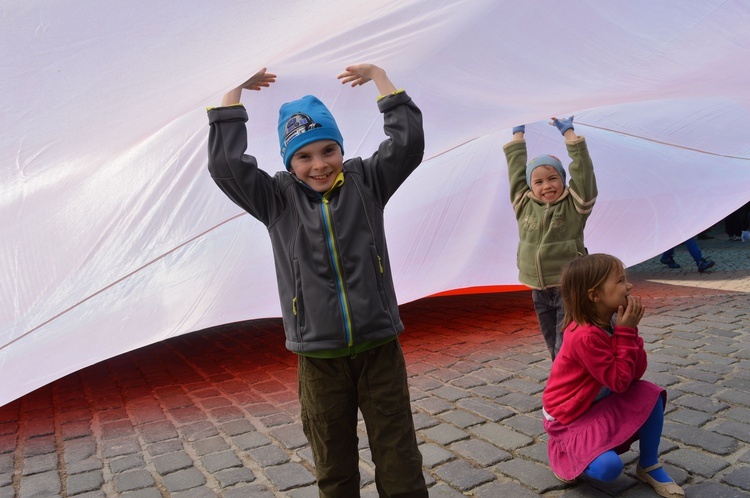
[512,125,525,135]
[551,116,574,135]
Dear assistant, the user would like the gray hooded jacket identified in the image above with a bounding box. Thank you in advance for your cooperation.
[207,91,424,354]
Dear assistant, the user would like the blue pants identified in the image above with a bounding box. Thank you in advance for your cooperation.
[662,236,703,263]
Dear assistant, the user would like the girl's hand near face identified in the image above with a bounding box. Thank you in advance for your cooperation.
[615,295,644,328]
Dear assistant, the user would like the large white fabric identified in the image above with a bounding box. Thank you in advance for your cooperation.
[2,1,749,406]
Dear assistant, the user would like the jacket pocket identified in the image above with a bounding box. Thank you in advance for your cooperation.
[293,259,305,342]
[369,244,389,313]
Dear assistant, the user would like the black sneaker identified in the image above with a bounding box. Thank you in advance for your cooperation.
[697,258,715,272]
[659,257,680,269]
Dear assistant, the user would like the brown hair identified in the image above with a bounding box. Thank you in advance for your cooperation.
[560,253,624,330]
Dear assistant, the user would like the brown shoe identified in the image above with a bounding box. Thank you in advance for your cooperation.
[553,471,575,484]
[636,463,684,498]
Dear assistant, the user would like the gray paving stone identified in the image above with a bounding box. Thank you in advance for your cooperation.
[100,436,141,458]
[468,385,511,400]
[720,467,750,493]
[180,421,220,442]
[67,457,103,475]
[413,397,454,415]
[223,484,275,498]
[450,438,510,466]
[192,435,230,456]
[66,470,104,495]
[431,385,472,402]
[663,422,738,455]
[419,442,455,468]
[233,431,272,451]
[438,409,483,429]
[201,450,242,473]
[662,448,730,478]
[139,420,179,443]
[269,423,307,449]
[147,439,184,456]
[109,454,145,474]
[712,419,750,443]
[0,455,11,474]
[495,457,564,493]
[674,380,722,397]
[666,407,714,427]
[162,467,207,493]
[469,423,533,451]
[169,487,217,498]
[724,406,750,423]
[717,389,750,408]
[22,452,57,475]
[420,423,469,446]
[515,442,549,465]
[220,419,256,436]
[18,470,62,497]
[113,469,156,493]
[455,398,513,422]
[685,481,749,498]
[432,459,495,492]
[412,412,440,431]
[152,451,193,475]
[502,378,545,395]
[472,480,541,498]
[23,435,55,457]
[449,375,486,390]
[247,444,291,467]
[502,414,545,437]
[494,392,543,413]
[673,394,730,414]
[424,483,465,497]
[214,466,256,487]
[264,462,316,491]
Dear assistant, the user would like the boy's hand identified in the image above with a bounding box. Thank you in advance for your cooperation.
[220,67,277,106]
[550,116,574,135]
[338,63,397,95]
[337,64,383,86]
[512,125,525,134]
[615,295,644,329]
[237,67,277,91]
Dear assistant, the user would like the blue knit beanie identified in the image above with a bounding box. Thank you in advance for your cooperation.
[278,95,344,170]
[526,154,566,187]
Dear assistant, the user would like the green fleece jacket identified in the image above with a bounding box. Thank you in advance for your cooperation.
[504,136,597,289]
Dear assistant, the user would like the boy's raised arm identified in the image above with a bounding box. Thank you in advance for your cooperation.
[220,67,277,107]
[550,116,580,141]
[337,64,397,96]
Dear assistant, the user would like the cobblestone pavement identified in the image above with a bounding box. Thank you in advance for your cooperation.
[1,225,748,497]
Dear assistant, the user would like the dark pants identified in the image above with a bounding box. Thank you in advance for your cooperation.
[298,339,427,498]
[532,287,564,361]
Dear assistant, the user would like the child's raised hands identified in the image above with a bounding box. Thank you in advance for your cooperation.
[221,67,277,106]
[550,116,575,135]
[237,67,277,91]
[615,295,644,329]
[338,64,397,95]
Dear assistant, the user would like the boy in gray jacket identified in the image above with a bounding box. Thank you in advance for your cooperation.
[207,64,427,498]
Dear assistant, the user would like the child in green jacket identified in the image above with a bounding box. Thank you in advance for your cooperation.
[503,116,598,360]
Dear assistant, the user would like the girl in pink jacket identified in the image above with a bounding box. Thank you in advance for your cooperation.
[542,254,684,498]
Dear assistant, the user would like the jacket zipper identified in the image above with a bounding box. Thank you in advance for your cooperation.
[536,203,550,288]
[321,195,355,347]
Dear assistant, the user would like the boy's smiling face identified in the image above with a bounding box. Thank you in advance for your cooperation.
[530,165,564,203]
[289,140,343,192]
